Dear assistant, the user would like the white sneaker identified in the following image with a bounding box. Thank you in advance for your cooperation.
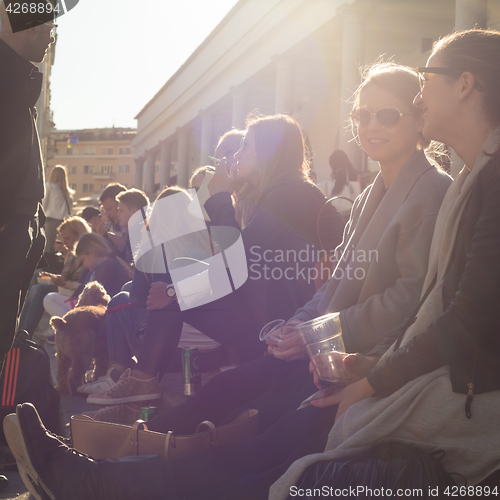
[76,368,119,395]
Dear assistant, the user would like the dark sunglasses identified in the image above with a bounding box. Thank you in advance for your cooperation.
[351,107,414,129]
[417,67,485,92]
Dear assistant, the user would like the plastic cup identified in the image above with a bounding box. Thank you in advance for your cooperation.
[259,319,285,342]
[294,313,341,345]
[305,334,350,389]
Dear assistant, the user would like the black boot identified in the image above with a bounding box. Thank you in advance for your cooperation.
[4,403,168,500]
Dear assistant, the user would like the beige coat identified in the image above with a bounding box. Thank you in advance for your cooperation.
[293,150,452,354]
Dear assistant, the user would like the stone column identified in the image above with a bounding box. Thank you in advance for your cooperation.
[274,56,294,114]
[177,126,189,188]
[231,87,247,130]
[455,0,487,30]
[145,151,156,198]
[159,141,171,190]
[134,157,144,190]
[200,112,214,165]
[338,5,365,169]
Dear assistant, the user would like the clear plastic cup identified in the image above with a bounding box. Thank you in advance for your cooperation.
[259,319,286,342]
[305,334,350,389]
[294,313,341,345]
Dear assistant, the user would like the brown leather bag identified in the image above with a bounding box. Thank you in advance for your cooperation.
[71,408,259,461]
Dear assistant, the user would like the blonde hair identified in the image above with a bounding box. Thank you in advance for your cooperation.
[49,165,74,206]
[57,216,91,251]
[75,233,112,258]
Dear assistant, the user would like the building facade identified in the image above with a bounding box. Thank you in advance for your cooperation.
[132,0,499,195]
[46,128,137,205]
[35,31,56,167]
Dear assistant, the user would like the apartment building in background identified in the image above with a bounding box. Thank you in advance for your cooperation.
[46,128,137,205]
[36,30,56,166]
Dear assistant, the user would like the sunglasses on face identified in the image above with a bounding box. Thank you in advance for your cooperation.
[417,67,485,92]
[351,107,414,129]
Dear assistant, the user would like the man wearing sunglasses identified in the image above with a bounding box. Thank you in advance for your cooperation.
[0,0,56,376]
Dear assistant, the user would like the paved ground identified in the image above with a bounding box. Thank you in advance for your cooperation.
[0,341,226,499]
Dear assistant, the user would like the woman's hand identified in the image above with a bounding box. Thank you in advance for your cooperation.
[208,158,237,196]
[310,353,381,390]
[266,319,308,361]
[310,378,374,421]
[146,282,173,311]
[51,275,67,287]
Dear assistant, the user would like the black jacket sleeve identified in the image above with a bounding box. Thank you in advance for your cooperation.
[367,162,500,396]
[0,72,32,227]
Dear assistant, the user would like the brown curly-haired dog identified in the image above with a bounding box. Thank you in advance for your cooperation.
[50,282,110,394]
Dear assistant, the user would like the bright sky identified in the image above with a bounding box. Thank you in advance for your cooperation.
[50,0,240,131]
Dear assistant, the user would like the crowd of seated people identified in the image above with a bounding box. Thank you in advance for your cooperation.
[8,28,500,500]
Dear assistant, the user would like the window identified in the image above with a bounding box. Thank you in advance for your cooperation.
[101,165,113,174]
[82,183,94,193]
[69,183,77,191]
[83,165,94,174]
[72,148,79,155]
[119,147,131,155]
[84,147,96,155]
[101,147,114,155]
[118,164,130,173]
[70,166,77,174]
[67,148,72,156]
[100,184,107,191]
[100,165,113,174]
[155,165,159,173]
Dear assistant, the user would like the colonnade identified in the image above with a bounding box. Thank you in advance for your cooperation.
[134,0,490,195]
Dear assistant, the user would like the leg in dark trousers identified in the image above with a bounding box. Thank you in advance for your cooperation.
[165,404,338,499]
[147,354,316,434]
[185,432,329,500]
[0,214,44,375]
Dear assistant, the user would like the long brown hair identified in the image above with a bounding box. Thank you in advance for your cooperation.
[240,114,311,206]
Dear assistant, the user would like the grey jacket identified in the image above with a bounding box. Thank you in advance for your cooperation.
[292,151,452,354]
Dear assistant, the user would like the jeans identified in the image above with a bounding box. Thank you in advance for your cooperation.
[105,291,148,368]
[18,283,56,335]
[106,289,265,376]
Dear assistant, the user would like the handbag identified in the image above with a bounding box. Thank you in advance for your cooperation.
[289,442,457,498]
[71,408,258,461]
